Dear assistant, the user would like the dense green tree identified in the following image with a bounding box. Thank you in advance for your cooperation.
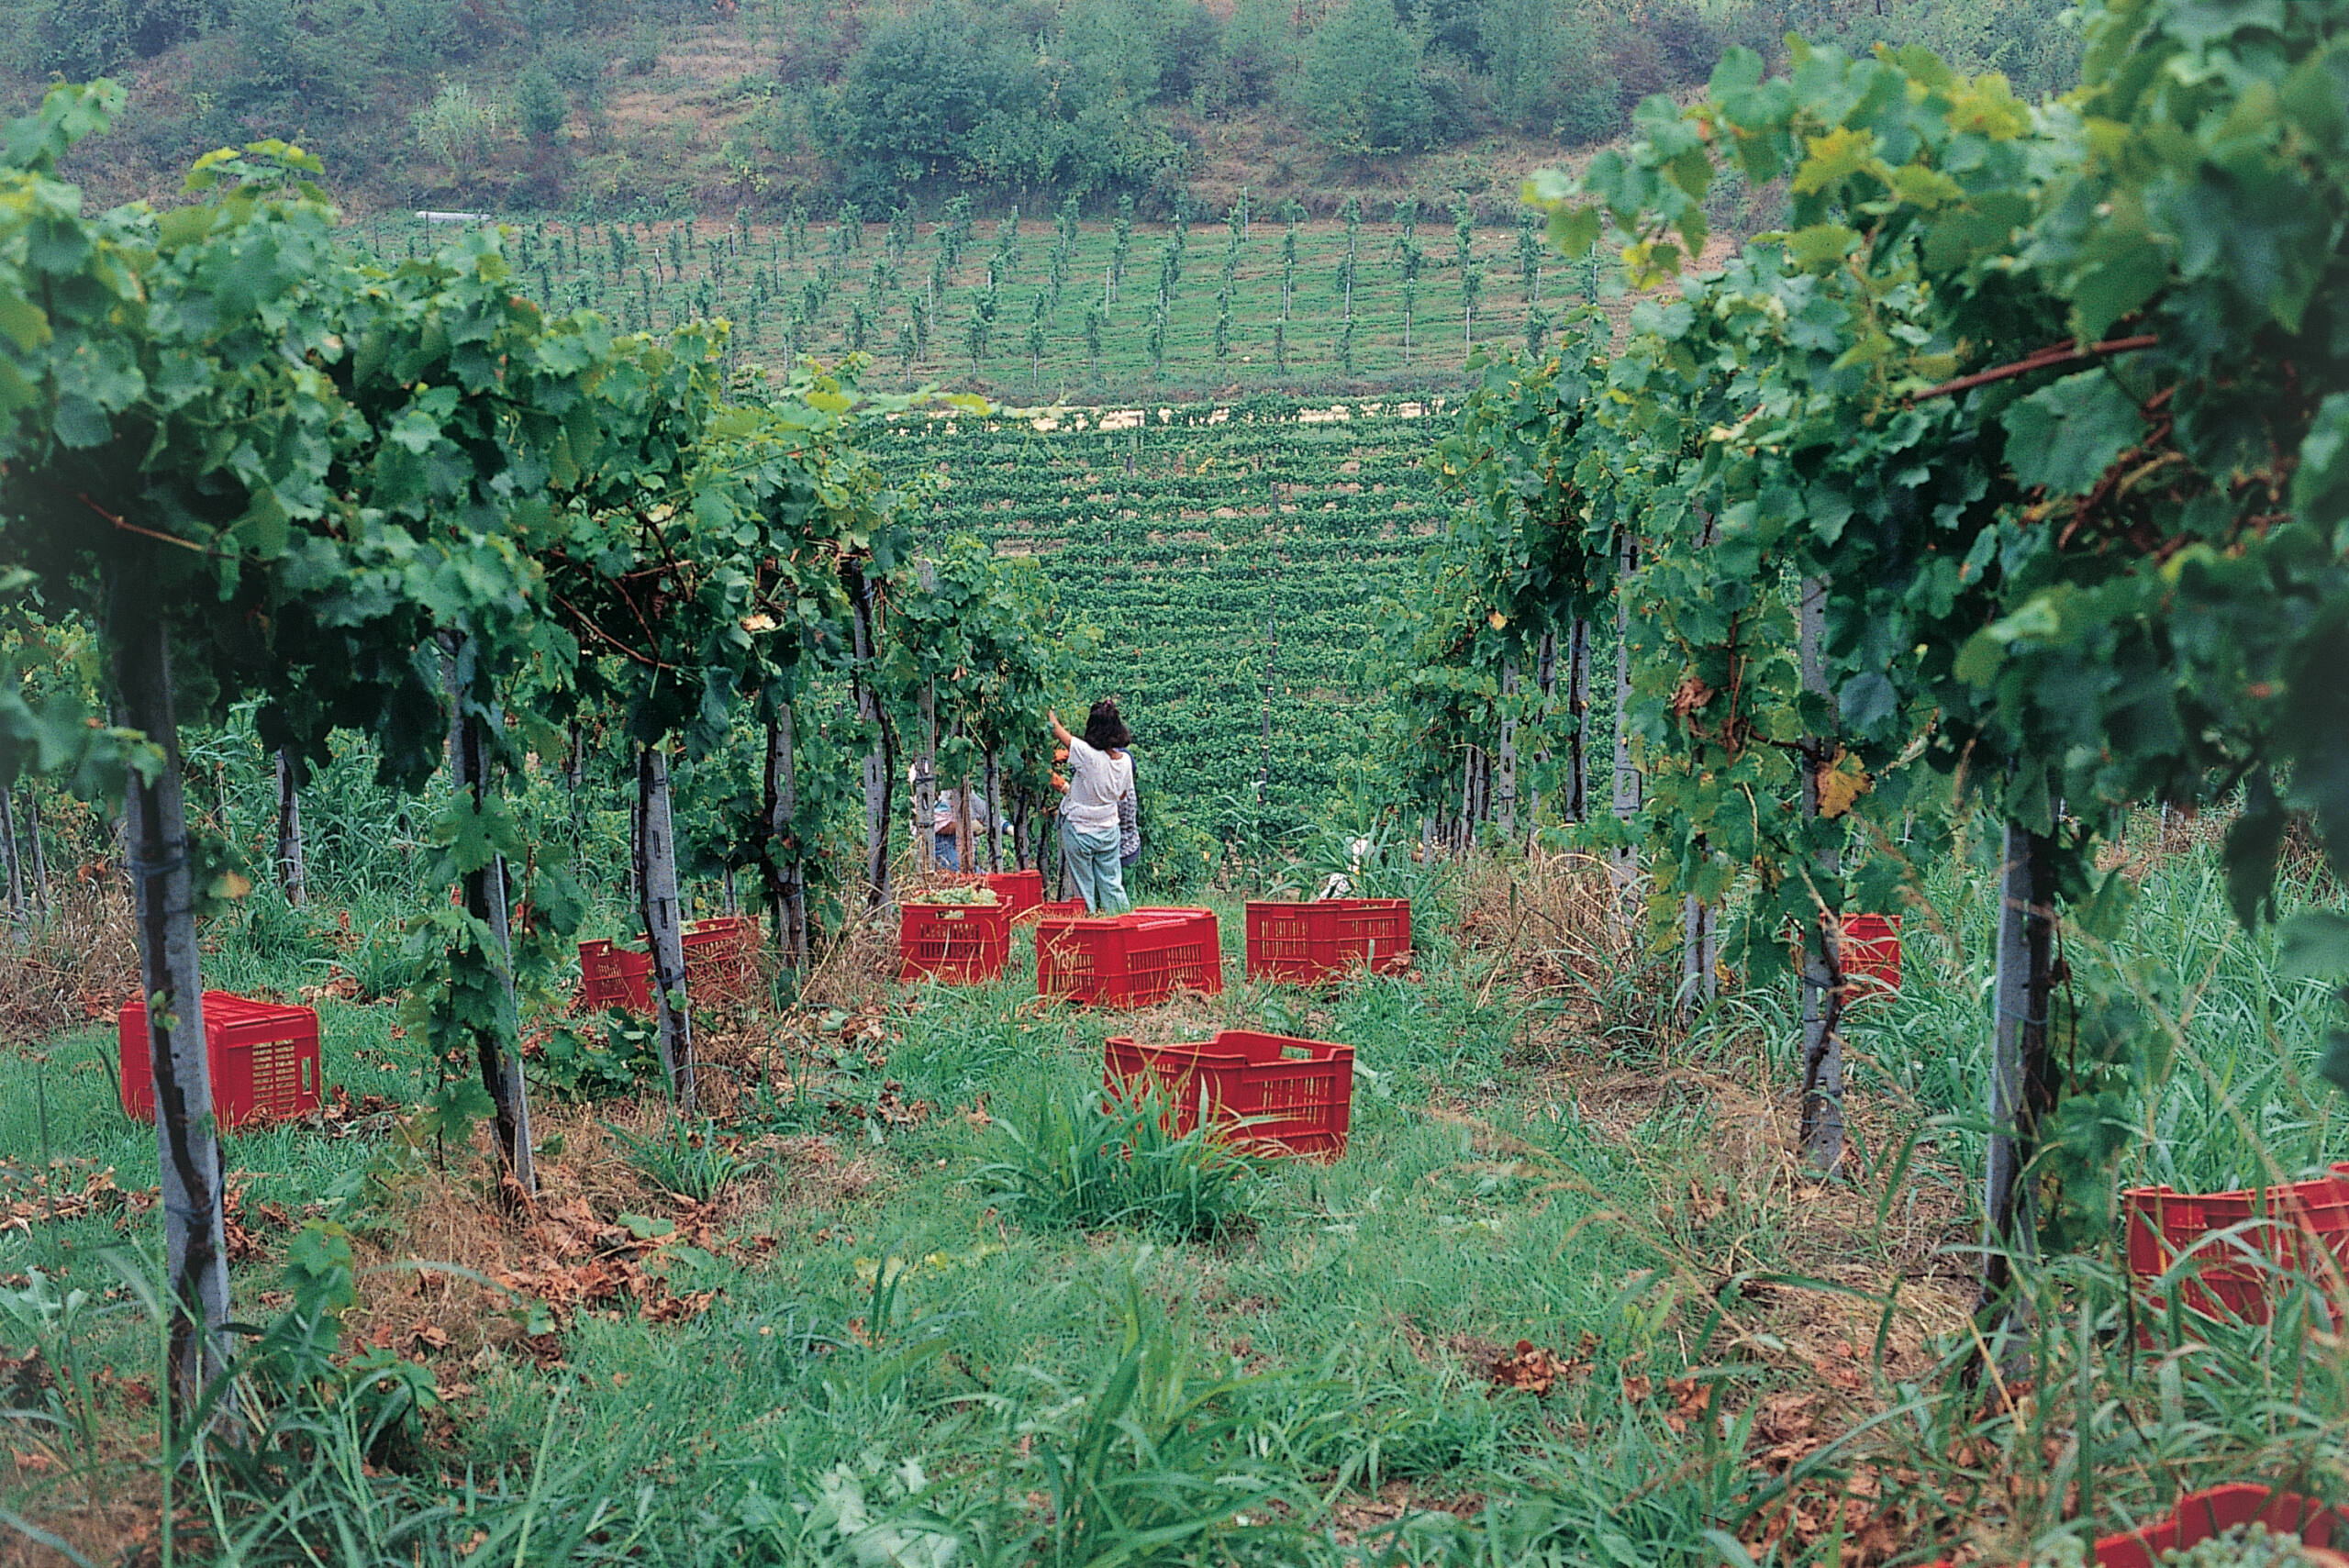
[1212,0,1293,106]
[515,65,567,144]
[1478,0,1586,128]
[1059,0,1164,106]
[38,0,217,77]
[1401,0,1484,61]
[835,3,1044,189]
[1299,0,1440,156]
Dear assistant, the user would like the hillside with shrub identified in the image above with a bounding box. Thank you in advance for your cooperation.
[13,0,2079,215]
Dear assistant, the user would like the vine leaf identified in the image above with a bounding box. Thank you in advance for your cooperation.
[2280,912,2349,980]
[2002,371,2143,497]
[1837,673,1898,736]
[1816,754,1871,820]
[2325,1034,2349,1096]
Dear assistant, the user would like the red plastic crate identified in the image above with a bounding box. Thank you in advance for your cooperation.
[682,916,762,1005]
[1036,907,1222,1007]
[1244,899,1411,984]
[1102,1035,1211,1137]
[1839,913,1902,995]
[1104,1029,1354,1160]
[578,917,766,1013]
[899,902,1013,983]
[1036,899,1087,921]
[2124,1164,2349,1326]
[117,991,322,1129]
[1926,1485,2342,1568]
[579,940,654,1011]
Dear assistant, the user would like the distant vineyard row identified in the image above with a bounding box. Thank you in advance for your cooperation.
[358,205,1606,398]
[876,398,1459,831]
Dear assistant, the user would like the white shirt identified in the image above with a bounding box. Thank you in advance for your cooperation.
[1062,737,1132,835]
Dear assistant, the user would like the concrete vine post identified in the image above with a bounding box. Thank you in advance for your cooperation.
[1565,619,1590,824]
[1981,819,2057,1318]
[984,747,1004,872]
[1796,577,1847,1172]
[273,748,306,907]
[913,675,938,874]
[850,568,895,906]
[958,768,975,875]
[0,784,21,934]
[1255,589,1277,810]
[111,579,232,1418]
[448,679,535,1195]
[1496,661,1520,839]
[635,742,696,1110]
[1609,544,1642,921]
[1528,632,1556,830]
[762,700,809,972]
[911,557,940,875]
[1679,886,1717,1021]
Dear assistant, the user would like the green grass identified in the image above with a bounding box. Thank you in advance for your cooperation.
[5,820,2347,1565]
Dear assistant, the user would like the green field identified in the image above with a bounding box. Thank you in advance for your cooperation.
[5,815,2344,1563]
[359,209,1597,400]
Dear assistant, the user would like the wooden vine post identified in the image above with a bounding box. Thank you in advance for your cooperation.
[19,788,45,913]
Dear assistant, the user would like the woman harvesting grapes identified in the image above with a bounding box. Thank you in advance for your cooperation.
[1049,700,1135,913]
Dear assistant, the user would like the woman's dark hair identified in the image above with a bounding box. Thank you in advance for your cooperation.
[1083,698,1131,751]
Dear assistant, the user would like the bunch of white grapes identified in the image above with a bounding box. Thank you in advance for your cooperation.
[2031,1525,2326,1568]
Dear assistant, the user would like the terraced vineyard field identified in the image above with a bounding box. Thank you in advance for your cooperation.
[881,398,1456,843]
[360,206,1598,398]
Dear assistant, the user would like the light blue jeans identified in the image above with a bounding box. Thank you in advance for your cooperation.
[1061,820,1128,913]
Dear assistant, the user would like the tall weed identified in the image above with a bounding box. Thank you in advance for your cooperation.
[977,1081,1259,1241]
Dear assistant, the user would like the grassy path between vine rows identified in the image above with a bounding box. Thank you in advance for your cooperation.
[3,821,2345,1566]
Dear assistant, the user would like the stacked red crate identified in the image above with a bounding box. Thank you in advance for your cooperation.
[2124,1164,2349,1327]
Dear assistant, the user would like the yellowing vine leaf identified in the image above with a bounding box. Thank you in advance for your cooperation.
[1817,753,1872,819]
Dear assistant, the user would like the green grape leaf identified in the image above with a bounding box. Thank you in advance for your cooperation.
[1838,673,1899,735]
[2003,371,2143,497]
[2280,911,2349,980]
[2321,1031,2349,1098]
